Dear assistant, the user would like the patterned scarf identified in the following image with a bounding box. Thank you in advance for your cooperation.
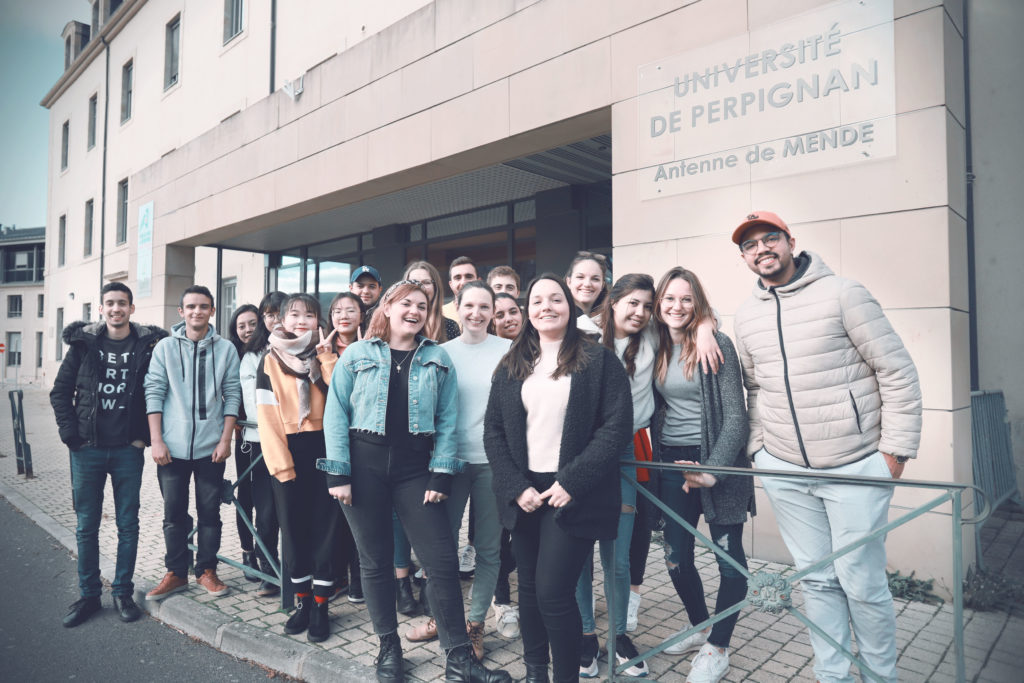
[266,328,326,424]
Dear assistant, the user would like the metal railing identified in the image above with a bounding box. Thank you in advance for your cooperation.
[605,461,991,682]
[7,389,33,478]
[185,420,286,607]
[970,390,1022,571]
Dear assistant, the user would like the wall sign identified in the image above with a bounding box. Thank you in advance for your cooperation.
[137,201,153,298]
[637,0,895,199]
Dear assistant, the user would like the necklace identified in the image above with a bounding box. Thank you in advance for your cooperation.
[392,348,414,373]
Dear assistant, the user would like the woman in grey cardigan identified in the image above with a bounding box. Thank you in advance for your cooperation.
[650,267,754,683]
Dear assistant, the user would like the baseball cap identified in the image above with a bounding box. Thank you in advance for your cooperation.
[350,265,382,285]
[731,211,791,245]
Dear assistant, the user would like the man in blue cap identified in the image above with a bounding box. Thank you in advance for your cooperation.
[351,264,382,335]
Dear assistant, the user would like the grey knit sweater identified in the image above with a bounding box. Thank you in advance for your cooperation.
[651,331,755,526]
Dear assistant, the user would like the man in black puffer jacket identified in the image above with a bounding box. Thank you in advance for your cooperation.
[49,282,167,628]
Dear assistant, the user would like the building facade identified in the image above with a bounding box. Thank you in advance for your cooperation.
[41,0,1024,588]
[0,226,47,384]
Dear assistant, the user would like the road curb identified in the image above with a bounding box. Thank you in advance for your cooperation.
[0,478,376,682]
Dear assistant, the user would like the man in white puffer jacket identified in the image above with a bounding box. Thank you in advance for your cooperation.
[732,211,921,683]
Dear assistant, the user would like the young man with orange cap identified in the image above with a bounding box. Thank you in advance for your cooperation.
[731,211,922,683]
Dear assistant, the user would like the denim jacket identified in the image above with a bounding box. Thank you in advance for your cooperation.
[317,335,463,478]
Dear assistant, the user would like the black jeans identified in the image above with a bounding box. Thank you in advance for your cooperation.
[342,439,468,651]
[271,432,340,597]
[234,436,255,553]
[512,472,594,683]
[662,445,748,649]
[629,479,653,586]
[243,441,281,571]
[494,529,516,604]
[156,456,226,577]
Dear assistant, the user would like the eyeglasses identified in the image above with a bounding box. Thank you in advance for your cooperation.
[739,231,784,255]
[262,311,280,320]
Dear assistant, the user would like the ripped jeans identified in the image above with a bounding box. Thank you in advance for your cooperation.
[661,446,747,649]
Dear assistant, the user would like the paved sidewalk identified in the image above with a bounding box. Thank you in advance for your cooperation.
[2,385,1021,682]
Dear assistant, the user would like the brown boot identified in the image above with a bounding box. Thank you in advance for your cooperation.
[467,621,485,660]
[146,571,188,601]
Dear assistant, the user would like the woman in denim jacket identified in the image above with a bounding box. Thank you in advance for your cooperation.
[319,280,510,683]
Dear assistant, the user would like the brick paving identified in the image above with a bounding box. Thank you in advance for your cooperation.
[2,385,1022,681]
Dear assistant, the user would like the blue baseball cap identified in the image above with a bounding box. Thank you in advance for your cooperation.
[350,265,382,285]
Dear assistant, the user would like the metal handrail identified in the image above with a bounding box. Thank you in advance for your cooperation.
[605,460,990,682]
[185,420,286,606]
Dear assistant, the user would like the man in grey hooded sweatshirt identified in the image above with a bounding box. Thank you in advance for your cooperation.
[144,285,241,600]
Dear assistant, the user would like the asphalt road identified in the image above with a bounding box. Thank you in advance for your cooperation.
[0,496,283,682]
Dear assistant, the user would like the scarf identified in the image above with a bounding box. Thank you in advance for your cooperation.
[266,328,326,425]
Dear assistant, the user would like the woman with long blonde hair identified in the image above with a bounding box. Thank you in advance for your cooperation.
[403,260,460,342]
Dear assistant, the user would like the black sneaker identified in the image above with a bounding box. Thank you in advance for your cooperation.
[348,580,365,603]
[611,634,649,678]
[112,594,142,623]
[579,633,600,678]
[62,596,102,628]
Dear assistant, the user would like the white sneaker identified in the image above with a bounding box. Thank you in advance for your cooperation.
[626,591,641,632]
[492,600,520,639]
[611,634,649,678]
[686,642,729,683]
[663,627,709,655]
[458,544,476,576]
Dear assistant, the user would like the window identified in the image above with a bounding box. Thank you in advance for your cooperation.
[6,332,21,368]
[91,2,99,36]
[7,295,22,318]
[121,59,133,122]
[37,294,45,318]
[65,37,72,70]
[36,332,43,368]
[84,199,94,256]
[82,303,92,322]
[56,307,65,360]
[165,15,181,88]
[88,94,97,149]
[220,277,237,320]
[3,249,35,283]
[116,178,128,244]
[58,215,67,266]
[224,0,243,43]
[61,120,69,170]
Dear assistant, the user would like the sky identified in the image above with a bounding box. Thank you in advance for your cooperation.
[0,0,87,229]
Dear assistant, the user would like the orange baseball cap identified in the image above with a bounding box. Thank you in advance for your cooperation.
[731,211,791,245]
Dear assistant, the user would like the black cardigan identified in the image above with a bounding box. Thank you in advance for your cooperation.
[484,341,633,540]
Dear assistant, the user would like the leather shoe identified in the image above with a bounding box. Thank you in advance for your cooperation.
[63,596,101,628]
[112,594,142,622]
[404,617,438,642]
[444,644,512,683]
[525,662,550,683]
[396,576,417,615]
[375,632,404,682]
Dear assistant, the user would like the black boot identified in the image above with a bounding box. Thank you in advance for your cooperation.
[375,631,404,682]
[307,598,329,642]
[396,576,417,615]
[62,596,102,628]
[524,662,550,683]
[284,594,311,634]
[418,579,432,618]
[444,644,512,683]
[241,551,260,582]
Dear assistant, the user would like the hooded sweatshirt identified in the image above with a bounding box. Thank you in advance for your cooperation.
[144,321,241,460]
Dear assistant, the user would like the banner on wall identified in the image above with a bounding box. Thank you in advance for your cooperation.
[137,201,153,298]
[637,0,896,200]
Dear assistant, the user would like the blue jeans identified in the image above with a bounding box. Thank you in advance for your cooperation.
[446,462,501,623]
[575,448,637,636]
[71,445,145,598]
[755,448,897,683]
[393,510,412,569]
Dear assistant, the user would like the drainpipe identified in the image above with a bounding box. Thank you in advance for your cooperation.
[269,0,277,95]
[962,0,978,391]
[98,35,111,292]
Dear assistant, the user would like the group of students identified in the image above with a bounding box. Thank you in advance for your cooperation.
[52,211,921,683]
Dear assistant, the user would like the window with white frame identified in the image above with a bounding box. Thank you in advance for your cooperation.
[58,215,67,266]
[6,332,21,367]
[117,178,128,244]
[7,295,22,318]
[221,277,237,320]
[165,15,181,88]
[88,94,97,149]
[121,59,133,122]
[61,120,69,170]
[84,199,94,256]
[224,0,243,44]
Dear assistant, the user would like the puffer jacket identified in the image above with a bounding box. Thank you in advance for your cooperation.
[733,251,922,468]
[50,320,168,449]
